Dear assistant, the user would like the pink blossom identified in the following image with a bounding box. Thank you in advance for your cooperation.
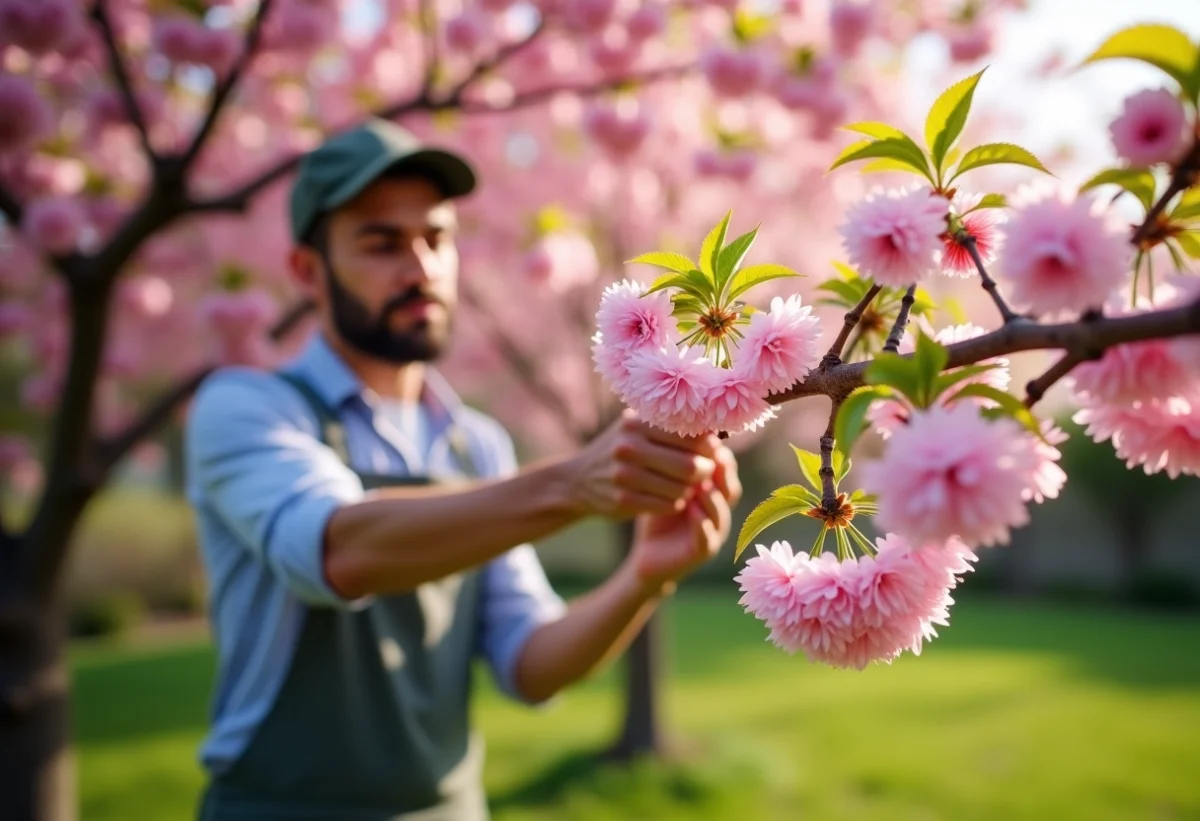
[1026,420,1068,504]
[153,17,206,63]
[582,103,651,159]
[23,197,87,255]
[859,403,1042,548]
[263,0,334,54]
[0,74,53,155]
[707,370,775,433]
[734,295,823,394]
[947,24,993,63]
[594,279,675,354]
[626,5,666,40]
[0,301,31,337]
[1069,337,1197,406]
[942,194,1005,278]
[591,334,636,400]
[1108,88,1188,168]
[445,12,489,56]
[840,186,949,286]
[589,26,641,75]
[194,27,243,75]
[522,232,600,293]
[830,2,874,57]
[699,47,764,98]
[624,345,721,436]
[996,187,1132,317]
[694,150,758,182]
[1074,393,1200,479]
[734,536,978,669]
[0,0,85,56]
[899,322,1012,392]
[563,0,618,33]
[199,290,277,336]
[120,276,175,319]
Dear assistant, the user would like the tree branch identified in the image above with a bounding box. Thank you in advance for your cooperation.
[0,182,22,226]
[961,232,1020,324]
[821,284,881,369]
[1130,138,1199,248]
[180,0,275,169]
[419,0,440,97]
[819,401,840,512]
[91,0,155,161]
[882,285,916,353]
[768,295,1200,407]
[1023,351,1090,408]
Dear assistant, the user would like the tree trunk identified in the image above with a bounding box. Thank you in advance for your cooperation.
[0,593,75,821]
[606,518,665,760]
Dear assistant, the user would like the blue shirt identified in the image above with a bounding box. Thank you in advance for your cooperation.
[184,333,566,775]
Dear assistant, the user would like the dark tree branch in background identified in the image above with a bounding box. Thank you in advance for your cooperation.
[1023,350,1092,408]
[91,0,155,161]
[768,295,1200,407]
[0,183,22,226]
[962,232,1021,324]
[821,284,881,369]
[882,285,916,353]
[419,0,440,97]
[445,21,548,106]
[455,65,693,116]
[181,0,275,169]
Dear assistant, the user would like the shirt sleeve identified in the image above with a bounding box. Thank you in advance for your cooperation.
[185,367,370,610]
[464,411,567,702]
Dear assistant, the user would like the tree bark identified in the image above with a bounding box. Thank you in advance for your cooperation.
[0,595,75,821]
[606,518,665,760]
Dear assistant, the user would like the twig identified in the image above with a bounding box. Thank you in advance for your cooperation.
[1130,138,1198,248]
[819,401,840,512]
[767,294,1200,406]
[882,285,916,353]
[0,182,22,226]
[181,0,275,169]
[960,232,1020,324]
[821,284,881,369]
[91,0,155,161]
[444,20,548,106]
[1023,350,1090,408]
[419,0,440,97]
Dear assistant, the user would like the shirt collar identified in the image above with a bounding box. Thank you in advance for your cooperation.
[286,332,465,426]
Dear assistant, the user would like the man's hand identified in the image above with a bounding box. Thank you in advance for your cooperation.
[565,410,724,519]
[627,443,742,595]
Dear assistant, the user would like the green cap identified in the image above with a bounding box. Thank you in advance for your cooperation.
[289,118,477,242]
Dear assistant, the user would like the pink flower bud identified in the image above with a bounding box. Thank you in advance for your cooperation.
[829,2,873,57]
[626,5,666,40]
[699,46,763,98]
[265,0,332,54]
[564,0,617,34]
[195,27,242,75]
[23,197,86,255]
[0,0,84,56]
[946,23,992,63]
[1108,88,1189,168]
[589,26,641,74]
[0,74,53,155]
[582,103,650,159]
[153,17,204,63]
[444,11,489,56]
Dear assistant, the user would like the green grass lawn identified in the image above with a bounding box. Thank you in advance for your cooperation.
[71,591,1200,821]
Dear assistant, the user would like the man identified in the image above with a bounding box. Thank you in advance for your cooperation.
[185,118,741,821]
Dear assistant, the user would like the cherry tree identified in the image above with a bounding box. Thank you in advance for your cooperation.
[0,0,1051,818]
[589,23,1200,669]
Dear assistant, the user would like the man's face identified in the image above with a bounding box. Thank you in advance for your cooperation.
[309,175,460,364]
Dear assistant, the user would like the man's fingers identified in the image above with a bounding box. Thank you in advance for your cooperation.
[616,489,685,516]
[620,415,722,457]
[619,437,715,485]
[694,482,731,540]
[615,463,694,504]
[712,445,742,505]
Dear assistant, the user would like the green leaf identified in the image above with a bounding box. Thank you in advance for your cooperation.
[716,226,760,296]
[671,293,706,316]
[951,142,1052,181]
[734,485,818,560]
[699,211,732,281]
[1176,231,1200,259]
[835,386,893,456]
[848,488,877,505]
[948,383,1043,439]
[727,263,803,301]
[864,353,923,405]
[816,276,866,305]
[831,448,851,484]
[644,269,714,304]
[913,332,950,406]
[859,158,928,175]
[1080,23,1200,99]
[964,193,1008,212]
[931,363,1005,399]
[1079,167,1157,213]
[1170,188,1200,222]
[924,69,986,173]
[791,446,824,493]
[829,137,934,183]
[842,121,909,140]
[627,251,697,274]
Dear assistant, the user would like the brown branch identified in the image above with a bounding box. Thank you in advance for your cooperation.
[819,401,841,512]
[1130,138,1198,247]
[882,285,916,353]
[1023,351,1089,408]
[189,64,692,215]
[91,0,155,161]
[821,284,881,369]
[768,294,1200,407]
[0,182,22,226]
[93,298,315,474]
[181,0,274,169]
[960,231,1020,324]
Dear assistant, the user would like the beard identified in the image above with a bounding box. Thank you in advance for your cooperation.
[324,264,452,365]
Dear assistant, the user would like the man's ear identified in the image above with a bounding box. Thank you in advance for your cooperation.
[287,245,323,297]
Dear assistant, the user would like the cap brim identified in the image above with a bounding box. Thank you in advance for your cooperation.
[325,147,477,213]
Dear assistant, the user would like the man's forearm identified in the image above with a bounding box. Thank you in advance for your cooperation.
[323,457,582,598]
[512,561,672,704]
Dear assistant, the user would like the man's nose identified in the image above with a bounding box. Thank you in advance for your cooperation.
[400,237,440,284]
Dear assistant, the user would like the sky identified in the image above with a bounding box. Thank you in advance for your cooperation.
[903,0,1200,186]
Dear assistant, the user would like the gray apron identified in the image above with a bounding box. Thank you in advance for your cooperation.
[198,372,490,821]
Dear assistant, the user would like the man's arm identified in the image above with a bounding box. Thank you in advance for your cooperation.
[187,371,720,605]
[512,451,740,704]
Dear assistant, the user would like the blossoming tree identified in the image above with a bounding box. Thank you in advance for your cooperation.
[590,23,1200,669]
[0,1,1050,818]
